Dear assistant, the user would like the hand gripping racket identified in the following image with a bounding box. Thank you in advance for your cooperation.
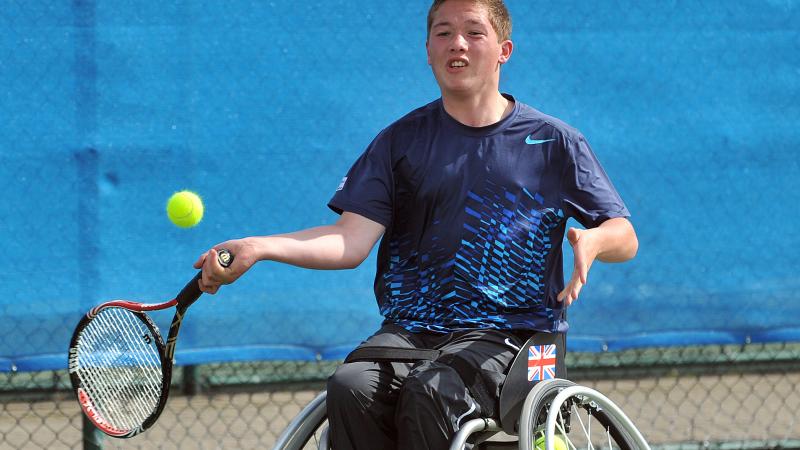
[68,249,233,438]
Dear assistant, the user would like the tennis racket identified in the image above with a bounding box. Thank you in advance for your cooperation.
[68,249,233,438]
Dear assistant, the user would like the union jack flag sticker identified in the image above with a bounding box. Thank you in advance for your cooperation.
[528,344,557,381]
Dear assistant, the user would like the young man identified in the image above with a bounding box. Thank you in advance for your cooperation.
[196,0,638,448]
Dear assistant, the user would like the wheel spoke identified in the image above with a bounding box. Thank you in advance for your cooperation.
[534,382,648,450]
[555,410,577,450]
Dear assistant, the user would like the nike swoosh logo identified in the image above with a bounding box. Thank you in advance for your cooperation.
[455,399,477,429]
[525,136,555,145]
[504,338,520,352]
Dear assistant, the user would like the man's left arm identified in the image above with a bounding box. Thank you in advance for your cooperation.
[557,217,638,305]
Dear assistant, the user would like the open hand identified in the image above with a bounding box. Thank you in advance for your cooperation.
[557,227,599,306]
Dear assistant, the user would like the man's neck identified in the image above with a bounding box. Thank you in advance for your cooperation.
[441,91,513,127]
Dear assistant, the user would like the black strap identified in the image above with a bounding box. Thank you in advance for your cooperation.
[344,346,441,363]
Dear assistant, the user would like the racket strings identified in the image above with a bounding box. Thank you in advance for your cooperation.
[78,312,158,430]
[79,309,162,429]
[84,311,160,426]
[75,307,164,431]
[91,309,163,423]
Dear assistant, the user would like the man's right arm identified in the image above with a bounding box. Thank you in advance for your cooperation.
[194,211,386,293]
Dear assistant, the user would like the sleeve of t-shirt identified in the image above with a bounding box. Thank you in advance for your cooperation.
[327,128,394,227]
[560,133,630,228]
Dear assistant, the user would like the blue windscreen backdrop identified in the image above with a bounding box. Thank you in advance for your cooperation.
[1,1,798,372]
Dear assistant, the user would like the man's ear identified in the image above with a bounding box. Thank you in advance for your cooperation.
[498,39,513,64]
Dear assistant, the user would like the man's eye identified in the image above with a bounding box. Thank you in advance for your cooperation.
[437,32,450,37]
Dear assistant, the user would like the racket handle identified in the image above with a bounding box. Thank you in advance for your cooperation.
[176,249,234,307]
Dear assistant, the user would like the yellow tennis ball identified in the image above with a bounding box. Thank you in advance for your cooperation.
[534,432,567,450]
[166,190,204,228]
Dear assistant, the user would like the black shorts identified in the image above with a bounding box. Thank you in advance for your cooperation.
[342,323,533,419]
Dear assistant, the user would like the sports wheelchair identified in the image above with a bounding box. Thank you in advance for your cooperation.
[273,333,650,450]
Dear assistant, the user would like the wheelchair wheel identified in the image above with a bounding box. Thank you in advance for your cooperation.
[519,379,650,450]
[273,391,330,450]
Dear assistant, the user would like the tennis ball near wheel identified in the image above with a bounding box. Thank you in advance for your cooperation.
[166,190,204,228]
[534,432,567,450]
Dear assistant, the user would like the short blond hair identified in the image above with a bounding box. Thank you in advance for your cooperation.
[427,0,512,42]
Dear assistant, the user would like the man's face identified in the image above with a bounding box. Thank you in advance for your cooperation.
[426,0,511,97]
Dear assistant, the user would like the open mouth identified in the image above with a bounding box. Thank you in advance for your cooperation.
[448,59,468,69]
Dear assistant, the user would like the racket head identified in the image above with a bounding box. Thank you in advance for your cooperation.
[68,304,172,438]
[68,248,233,437]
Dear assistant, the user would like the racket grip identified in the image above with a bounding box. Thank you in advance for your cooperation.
[176,249,234,307]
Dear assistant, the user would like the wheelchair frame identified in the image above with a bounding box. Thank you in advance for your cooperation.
[273,378,650,450]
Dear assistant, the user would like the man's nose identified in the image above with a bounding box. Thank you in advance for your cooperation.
[449,34,467,52]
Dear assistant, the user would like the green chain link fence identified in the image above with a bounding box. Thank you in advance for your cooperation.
[3,344,799,449]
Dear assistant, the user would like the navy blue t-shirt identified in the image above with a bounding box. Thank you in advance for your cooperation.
[329,95,629,334]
